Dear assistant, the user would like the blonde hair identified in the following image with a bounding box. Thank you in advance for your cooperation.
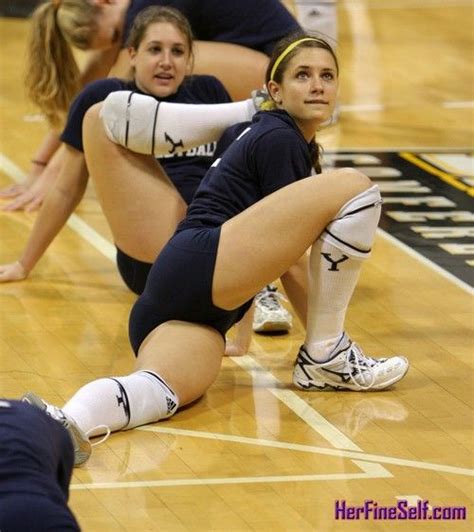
[25,0,99,126]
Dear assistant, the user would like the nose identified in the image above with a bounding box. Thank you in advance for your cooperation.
[310,76,324,93]
[159,50,172,68]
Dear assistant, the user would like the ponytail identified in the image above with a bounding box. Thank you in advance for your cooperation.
[25,1,98,127]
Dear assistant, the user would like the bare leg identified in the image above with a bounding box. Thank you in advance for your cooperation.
[135,321,225,405]
[193,41,269,100]
[213,169,371,309]
[83,104,186,263]
[281,253,309,327]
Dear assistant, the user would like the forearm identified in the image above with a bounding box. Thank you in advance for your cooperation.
[28,131,62,180]
[19,150,88,274]
[280,252,309,327]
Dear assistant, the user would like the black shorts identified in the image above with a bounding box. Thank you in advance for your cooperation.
[129,227,253,354]
[116,247,153,295]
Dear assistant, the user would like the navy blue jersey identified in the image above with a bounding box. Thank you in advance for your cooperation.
[0,400,73,501]
[60,75,231,204]
[123,0,301,55]
[177,110,313,231]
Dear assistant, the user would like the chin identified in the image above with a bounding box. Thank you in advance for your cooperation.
[151,87,176,98]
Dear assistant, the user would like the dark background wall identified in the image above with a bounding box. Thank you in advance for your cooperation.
[0,0,41,18]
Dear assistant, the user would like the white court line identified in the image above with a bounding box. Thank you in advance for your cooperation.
[69,426,472,490]
[71,468,389,491]
[232,355,392,476]
[136,426,473,477]
[232,355,362,451]
[0,153,116,263]
[443,101,474,109]
[377,228,473,295]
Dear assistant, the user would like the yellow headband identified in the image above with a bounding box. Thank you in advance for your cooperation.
[270,37,322,81]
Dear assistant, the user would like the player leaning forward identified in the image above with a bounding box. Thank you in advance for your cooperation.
[23,34,409,465]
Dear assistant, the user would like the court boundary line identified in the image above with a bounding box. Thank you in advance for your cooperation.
[71,465,390,490]
[135,426,471,476]
[69,425,472,491]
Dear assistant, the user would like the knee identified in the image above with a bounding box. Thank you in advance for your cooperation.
[335,167,373,191]
[82,103,104,143]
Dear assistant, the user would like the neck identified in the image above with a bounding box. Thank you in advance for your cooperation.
[294,118,318,143]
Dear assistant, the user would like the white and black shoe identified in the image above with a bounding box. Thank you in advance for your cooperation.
[293,333,409,391]
[253,285,293,333]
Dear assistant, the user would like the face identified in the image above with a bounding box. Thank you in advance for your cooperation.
[129,22,191,98]
[268,47,338,139]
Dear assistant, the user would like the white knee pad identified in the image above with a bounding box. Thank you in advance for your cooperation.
[100,91,255,157]
[322,185,382,259]
[100,91,160,154]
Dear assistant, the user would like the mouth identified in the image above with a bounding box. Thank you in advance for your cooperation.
[305,99,328,105]
[154,73,174,81]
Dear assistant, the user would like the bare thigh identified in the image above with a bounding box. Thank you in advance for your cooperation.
[212,169,372,309]
[193,41,268,101]
[135,320,225,405]
[83,104,187,263]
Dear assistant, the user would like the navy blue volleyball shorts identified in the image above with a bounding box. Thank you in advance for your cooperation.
[116,246,153,295]
[129,227,253,354]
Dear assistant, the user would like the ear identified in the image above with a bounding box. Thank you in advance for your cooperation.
[267,80,281,104]
[185,56,193,75]
[128,46,137,66]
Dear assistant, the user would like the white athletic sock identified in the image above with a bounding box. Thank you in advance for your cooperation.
[100,91,256,156]
[305,185,382,361]
[305,239,363,361]
[63,370,179,437]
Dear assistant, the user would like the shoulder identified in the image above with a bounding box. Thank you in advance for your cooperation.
[214,121,252,159]
[252,112,305,148]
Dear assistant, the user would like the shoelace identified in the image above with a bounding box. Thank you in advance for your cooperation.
[46,404,111,447]
[345,343,378,390]
[255,287,288,312]
[88,425,111,447]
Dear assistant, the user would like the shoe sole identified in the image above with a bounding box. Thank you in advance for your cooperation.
[253,321,292,333]
[293,360,410,391]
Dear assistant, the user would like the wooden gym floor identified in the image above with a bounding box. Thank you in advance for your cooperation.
[0,1,473,530]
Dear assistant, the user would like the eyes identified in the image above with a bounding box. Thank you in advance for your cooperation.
[146,44,187,57]
[295,69,336,81]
